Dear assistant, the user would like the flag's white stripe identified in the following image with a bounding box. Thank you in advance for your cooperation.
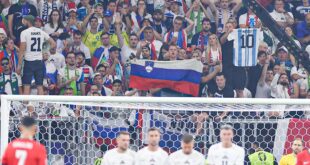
[131,59,203,73]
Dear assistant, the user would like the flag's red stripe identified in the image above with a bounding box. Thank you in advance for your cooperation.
[129,75,200,96]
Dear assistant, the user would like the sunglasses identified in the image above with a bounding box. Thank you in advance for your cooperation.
[1,62,9,66]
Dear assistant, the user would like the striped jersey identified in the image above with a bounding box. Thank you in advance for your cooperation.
[228,28,264,67]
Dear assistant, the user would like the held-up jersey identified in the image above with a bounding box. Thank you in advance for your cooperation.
[20,27,50,61]
[227,28,264,67]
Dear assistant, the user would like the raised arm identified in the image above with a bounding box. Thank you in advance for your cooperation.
[201,64,222,83]
[184,17,195,34]
[258,56,270,86]
[232,0,242,15]
[81,8,95,33]
[115,13,125,48]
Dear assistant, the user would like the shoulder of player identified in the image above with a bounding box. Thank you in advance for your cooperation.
[209,142,221,150]
[232,143,245,152]
[192,149,204,158]
[169,149,182,157]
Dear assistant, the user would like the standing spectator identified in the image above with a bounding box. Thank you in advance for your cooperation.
[38,0,58,24]
[279,138,304,165]
[289,67,301,98]
[57,52,85,95]
[48,47,65,70]
[102,10,115,35]
[8,0,37,43]
[295,0,310,22]
[139,26,162,60]
[1,0,11,17]
[34,17,44,29]
[110,13,131,47]
[205,34,222,72]
[96,64,113,88]
[70,30,91,65]
[0,57,22,94]
[296,13,310,45]
[271,67,290,98]
[270,0,294,27]
[76,0,91,21]
[247,51,268,97]
[0,38,19,73]
[164,16,194,49]
[239,9,261,28]
[191,18,212,50]
[42,51,57,95]
[255,56,274,98]
[43,10,64,39]
[17,15,56,95]
[92,73,112,96]
[92,32,113,69]
[80,9,102,55]
[75,51,94,86]
[152,9,167,37]
[131,0,152,33]
[107,46,124,81]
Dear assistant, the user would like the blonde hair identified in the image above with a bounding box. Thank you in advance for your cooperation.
[206,34,222,64]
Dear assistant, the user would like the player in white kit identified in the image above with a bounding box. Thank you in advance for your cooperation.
[207,124,245,165]
[135,128,168,165]
[168,134,205,165]
[101,131,136,165]
[17,15,56,95]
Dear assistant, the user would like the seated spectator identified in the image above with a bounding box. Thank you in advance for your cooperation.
[271,46,295,73]
[255,56,274,98]
[270,0,294,27]
[0,57,22,94]
[57,52,85,95]
[296,13,310,45]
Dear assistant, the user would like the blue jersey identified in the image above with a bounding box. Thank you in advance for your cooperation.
[228,28,263,67]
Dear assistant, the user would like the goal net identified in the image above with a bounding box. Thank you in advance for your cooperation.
[1,95,310,164]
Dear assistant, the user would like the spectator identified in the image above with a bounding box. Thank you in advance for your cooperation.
[211,72,235,98]
[111,13,131,47]
[164,16,194,49]
[23,103,38,118]
[92,32,113,69]
[279,138,304,165]
[48,47,65,70]
[270,0,294,27]
[285,26,301,48]
[152,9,167,37]
[87,84,99,96]
[140,44,151,60]
[191,18,212,50]
[8,0,37,43]
[43,10,64,39]
[138,26,162,60]
[56,32,71,54]
[271,46,295,73]
[70,30,91,65]
[38,0,58,23]
[131,0,152,33]
[294,0,310,22]
[34,16,44,29]
[102,10,115,35]
[296,13,310,45]
[0,38,19,73]
[43,51,57,95]
[0,29,7,52]
[90,3,104,31]
[96,64,112,88]
[80,9,102,55]
[205,34,222,72]
[178,48,187,60]
[92,73,112,96]
[271,67,290,98]
[158,43,169,61]
[239,9,261,28]
[57,52,85,95]
[0,57,22,94]
[111,79,124,96]
[76,0,91,21]
[75,51,93,86]
[289,67,301,98]
[107,46,124,81]
[255,56,274,98]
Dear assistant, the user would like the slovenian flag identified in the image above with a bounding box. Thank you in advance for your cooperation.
[129,59,203,96]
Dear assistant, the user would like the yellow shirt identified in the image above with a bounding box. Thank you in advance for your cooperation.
[279,153,296,165]
[110,32,129,47]
[82,30,103,56]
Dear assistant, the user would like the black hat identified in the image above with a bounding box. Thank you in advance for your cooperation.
[109,46,121,52]
[113,79,122,84]
[58,32,71,40]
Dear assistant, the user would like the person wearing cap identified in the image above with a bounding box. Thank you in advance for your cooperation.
[18,15,56,95]
[92,72,112,96]
[106,46,124,81]
[7,0,37,43]
[80,8,102,55]
[57,51,85,95]
[164,16,194,49]
[270,46,295,73]
[131,0,152,33]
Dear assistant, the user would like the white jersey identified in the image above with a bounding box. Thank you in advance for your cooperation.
[135,146,168,165]
[20,27,50,61]
[101,148,136,165]
[167,149,205,165]
[207,142,245,165]
[227,28,263,67]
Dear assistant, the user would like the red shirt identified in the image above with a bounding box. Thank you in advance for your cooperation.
[297,149,310,165]
[1,139,47,165]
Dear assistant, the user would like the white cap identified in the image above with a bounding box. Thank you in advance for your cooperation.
[290,66,298,76]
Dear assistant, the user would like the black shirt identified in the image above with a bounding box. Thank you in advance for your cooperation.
[220,33,234,68]
[247,64,263,97]
[212,85,234,98]
[8,3,37,40]
[191,32,209,47]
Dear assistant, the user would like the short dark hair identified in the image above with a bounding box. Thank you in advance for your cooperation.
[90,16,98,22]
[117,131,130,137]
[216,72,225,79]
[169,44,178,49]
[74,30,83,36]
[108,0,116,5]
[129,33,138,38]
[100,32,110,38]
[144,26,153,31]
[21,116,37,127]
[257,51,267,58]
[75,51,85,59]
[96,64,107,71]
[66,51,75,58]
[174,16,184,22]
[113,79,122,85]
[202,17,211,24]
[182,134,194,144]
[148,127,160,133]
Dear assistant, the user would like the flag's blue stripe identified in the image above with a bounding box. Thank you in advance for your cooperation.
[130,64,202,84]
[238,29,242,66]
[252,29,257,66]
[93,121,127,138]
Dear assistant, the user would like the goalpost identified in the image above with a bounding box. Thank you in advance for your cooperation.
[1,95,310,164]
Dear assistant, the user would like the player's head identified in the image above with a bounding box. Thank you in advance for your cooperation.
[116,131,130,151]
[22,15,35,27]
[19,116,37,139]
[181,134,194,155]
[291,138,304,155]
[147,128,161,147]
[220,124,234,145]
